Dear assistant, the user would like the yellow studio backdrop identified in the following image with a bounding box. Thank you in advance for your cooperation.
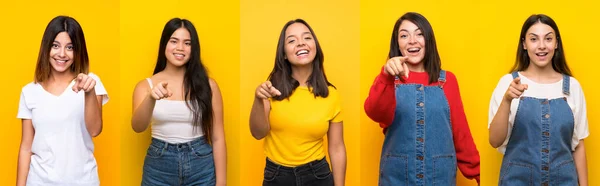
[0,1,121,185]
[479,1,600,185]
[360,0,481,185]
[120,0,240,185]
[240,0,360,185]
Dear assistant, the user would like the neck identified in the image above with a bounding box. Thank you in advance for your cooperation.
[523,62,557,77]
[522,62,560,82]
[291,64,313,87]
[163,62,186,79]
[48,69,76,84]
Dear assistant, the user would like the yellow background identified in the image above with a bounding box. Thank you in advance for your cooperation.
[0,0,121,185]
[1,0,599,185]
[360,0,600,185]
[240,0,361,185]
[119,0,240,185]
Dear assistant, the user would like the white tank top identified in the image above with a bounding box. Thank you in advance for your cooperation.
[147,78,203,143]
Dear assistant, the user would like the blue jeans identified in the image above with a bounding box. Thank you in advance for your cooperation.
[263,158,334,186]
[142,137,215,186]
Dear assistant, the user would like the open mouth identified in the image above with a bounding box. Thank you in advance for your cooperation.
[407,47,421,54]
[174,53,185,60]
[296,49,309,56]
[54,58,68,65]
[535,52,548,57]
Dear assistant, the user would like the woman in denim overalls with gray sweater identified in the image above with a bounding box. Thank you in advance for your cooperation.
[489,14,589,186]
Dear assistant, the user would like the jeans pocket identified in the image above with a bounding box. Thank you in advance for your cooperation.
[263,167,278,182]
[433,155,457,186]
[145,144,164,159]
[192,143,213,158]
[499,162,533,186]
[379,154,408,186]
[556,160,578,185]
[312,160,333,180]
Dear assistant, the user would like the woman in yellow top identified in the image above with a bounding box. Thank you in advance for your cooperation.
[249,19,347,186]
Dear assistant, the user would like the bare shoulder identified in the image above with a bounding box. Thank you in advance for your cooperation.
[208,78,220,90]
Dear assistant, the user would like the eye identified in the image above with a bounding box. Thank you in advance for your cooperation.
[170,40,177,44]
[288,39,295,44]
[400,35,407,38]
[304,36,312,40]
[52,44,59,48]
[66,45,74,50]
[530,38,537,42]
[545,37,553,41]
[417,33,423,36]
[185,42,191,46]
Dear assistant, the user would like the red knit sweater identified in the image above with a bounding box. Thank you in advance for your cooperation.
[364,67,480,183]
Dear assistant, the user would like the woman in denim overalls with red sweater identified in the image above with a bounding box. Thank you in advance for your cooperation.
[489,14,589,186]
[365,12,480,186]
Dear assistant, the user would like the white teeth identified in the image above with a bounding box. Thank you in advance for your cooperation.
[536,53,548,56]
[407,48,420,52]
[296,50,308,55]
[174,54,184,57]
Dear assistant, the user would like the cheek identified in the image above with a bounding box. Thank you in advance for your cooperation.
[67,51,74,58]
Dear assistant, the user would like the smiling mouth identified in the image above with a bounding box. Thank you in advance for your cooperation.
[54,59,68,64]
[407,47,421,54]
[535,52,548,57]
[296,49,309,56]
[174,53,185,59]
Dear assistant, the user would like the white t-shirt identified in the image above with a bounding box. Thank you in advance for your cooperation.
[488,72,589,154]
[147,78,203,144]
[17,73,108,186]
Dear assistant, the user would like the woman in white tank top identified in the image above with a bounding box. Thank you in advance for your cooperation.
[131,18,226,186]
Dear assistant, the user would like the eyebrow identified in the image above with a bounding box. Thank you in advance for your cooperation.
[286,32,312,39]
[52,41,72,45]
[170,37,191,42]
[399,28,421,32]
[528,32,555,37]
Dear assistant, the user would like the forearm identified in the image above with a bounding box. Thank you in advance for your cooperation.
[489,99,511,148]
[16,149,31,186]
[249,98,269,139]
[132,94,156,133]
[84,91,102,137]
[364,69,396,125]
[573,140,588,186]
[329,144,347,186]
[212,137,227,186]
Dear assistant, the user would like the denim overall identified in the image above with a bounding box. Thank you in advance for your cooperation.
[498,72,578,186]
[379,70,457,186]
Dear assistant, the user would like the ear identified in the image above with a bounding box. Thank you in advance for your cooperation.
[522,38,527,50]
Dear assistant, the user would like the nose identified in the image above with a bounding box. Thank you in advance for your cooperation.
[58,47,66,57]
[176,41,184,51]
[408,35,417,45]
[297,38,306,47]
[538,40,547,50]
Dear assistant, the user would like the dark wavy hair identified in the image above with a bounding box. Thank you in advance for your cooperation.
[268,19,334,100]
[389,12,441,84]
[511,14,571,76]
[153,18,214,144]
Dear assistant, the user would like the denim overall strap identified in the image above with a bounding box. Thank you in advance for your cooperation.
[511,71,519,79]
[562,74,570,95]
[438,70,446,88]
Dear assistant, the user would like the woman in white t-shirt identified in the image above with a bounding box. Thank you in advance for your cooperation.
[16,16,109,186]
[131,18,226,185]
[488,14,588,185]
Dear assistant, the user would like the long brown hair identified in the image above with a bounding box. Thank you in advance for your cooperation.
[35,16,89,83]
